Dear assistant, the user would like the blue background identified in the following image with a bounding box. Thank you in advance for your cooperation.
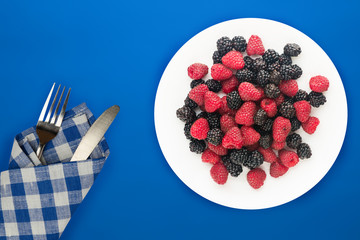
[0,0,359,239]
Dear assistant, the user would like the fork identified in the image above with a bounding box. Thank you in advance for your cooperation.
[36,83,71,165]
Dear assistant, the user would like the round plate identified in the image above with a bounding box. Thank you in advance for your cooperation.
[154,18,347,209]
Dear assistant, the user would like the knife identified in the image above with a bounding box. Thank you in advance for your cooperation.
[70,105,120,162]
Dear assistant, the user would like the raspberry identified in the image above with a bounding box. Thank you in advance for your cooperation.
[189,84,209,106]
[279,79,298,97]
[260,98,277,117]
[190,79,205,89]
[291,64,302,79]
[271,140,285,150]
[222,50,245,70]
[232,36,247,52]
[220,114,237,133]
[294,89,309,102]
[256,70,270,87]
[221,76,239,94]
[286,133,302,149]
[218,96,237,116]
[235,101,257,126]
[262,49,279,64]
[212,51,223,64]
[269,70,282,85]
[302,116,320,134]
[176,106,196,123]
[217,37,233,55]
[274,93,285,106]
[264,83,280,99]
[273,116,291,142]
[205,79,222,93]
[222,126,243,149]
[279,65,294,80]
[284,43,301,57]
[308,91,326,107]
[270,161,288,178]
[253,57,267,72]
[238,82,262,101]
[256,86,265,100]
[207,128,223,146]
[202,149,221,164]
[297,143,312,159]
[189,139,206,154]
[309,75,330,93]
[211,64,233,81]
[279,149,299,168]
[210,162,228,185]
[204,91,221,113]
[187,63,208,80]
[247,168,266,189]
[254,109,268,126]
[258,135,272,149]
[226,91,242,110]
[278,53,292,65]
[279,101,296,119]
[241,126,261,146]
[246,35,265,56]
[290,117,301,131]
[190,118,209,140]
[208,142,228,156]
[222,155,243,177]
[184,96,198,109]
[230,148,249,165]
[244,151,264,169]
[293,100,311,123]
[236,69,255,83]
[207,112,221,129]
[258,147,277,163]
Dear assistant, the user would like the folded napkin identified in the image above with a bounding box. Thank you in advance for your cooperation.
[0,103,110,239]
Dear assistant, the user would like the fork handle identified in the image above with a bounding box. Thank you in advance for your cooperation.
[36,144,47,165]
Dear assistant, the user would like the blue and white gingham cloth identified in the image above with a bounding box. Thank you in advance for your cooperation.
[0,103,110,239]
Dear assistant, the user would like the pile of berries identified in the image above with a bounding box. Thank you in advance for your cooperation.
[176,35,329,189]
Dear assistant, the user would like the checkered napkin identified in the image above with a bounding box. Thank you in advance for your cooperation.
[0,103,110,239]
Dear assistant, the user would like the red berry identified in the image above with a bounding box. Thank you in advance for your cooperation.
[204,91,221,113]
[274,93,285,106]
[247,168,266,189]
[241,126,260,146]
[270,161,289,178]
[222,126,243,149]
[210,162,228,185]
[302,116,320,134]
[208,142,228,156]
[188,84,209,106]
[256,86,266,100]
[279,149,299,168]
[258,147,277,163]
[220,114,237,133]
[260,98,277,117]
[218,96,237,116]
[246,35,265,56]
[309,75,329,93]
[293,100,311,123]
[221,76,239,94]
[238,82,262,101]
[272,116,291,142]
[235,101,257,126]
[187,63,208,80]
[271,140,285,150]
[279,80,298,97]
[222,51,245,70]
[201,149,221,165]
[190,118,209,140]
[211,64,233,81]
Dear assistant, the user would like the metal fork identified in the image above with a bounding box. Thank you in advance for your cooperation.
[36,83,71,165]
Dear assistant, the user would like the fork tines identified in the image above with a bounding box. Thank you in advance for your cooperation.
[38,83,71,127]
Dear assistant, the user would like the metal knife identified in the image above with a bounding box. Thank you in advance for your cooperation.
[70,105,120,162]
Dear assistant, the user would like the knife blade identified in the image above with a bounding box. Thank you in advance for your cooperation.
[70,105,120,162]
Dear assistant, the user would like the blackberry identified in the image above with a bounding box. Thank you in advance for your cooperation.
[259,134,272,149]
[261,118,274,132]
[189,139,206,154]
[290,117,301,131]
[207,128,223,146]
[184,96,198,109]
[308,91,326,107]
[227,91,242,110]
[254,109,268,126]
[267,61,281,72]
[230,148,249,165]
[244,150,264,169]
[278,54,292,65]
[236,69,255,83]
[297,143,312,159]
[254,125,269,136]
[222,155,243,177]
[291,64,302,79]
[244,56,255,71]
[176,106,196,123]
[217,36,233,54]
[294,89,309,102]
[206,79,222,93]
[286,133,302,149]
[262,49,280,64]
[279,101,295,119]
[207,112,221,129]
[264,83,281,98]
[284,96,295,104]
[212,51,223,64]
[280,64,294,80]
[190,79,205,88]
[184,122,193,140]
[269,70,282,85]
[197,111,208,120]
[232,36,247,52]
[253,58,267,72]
[284,43,301,57]
[256,70,270,87]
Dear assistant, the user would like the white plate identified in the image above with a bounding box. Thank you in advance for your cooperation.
[154,18,347,209]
